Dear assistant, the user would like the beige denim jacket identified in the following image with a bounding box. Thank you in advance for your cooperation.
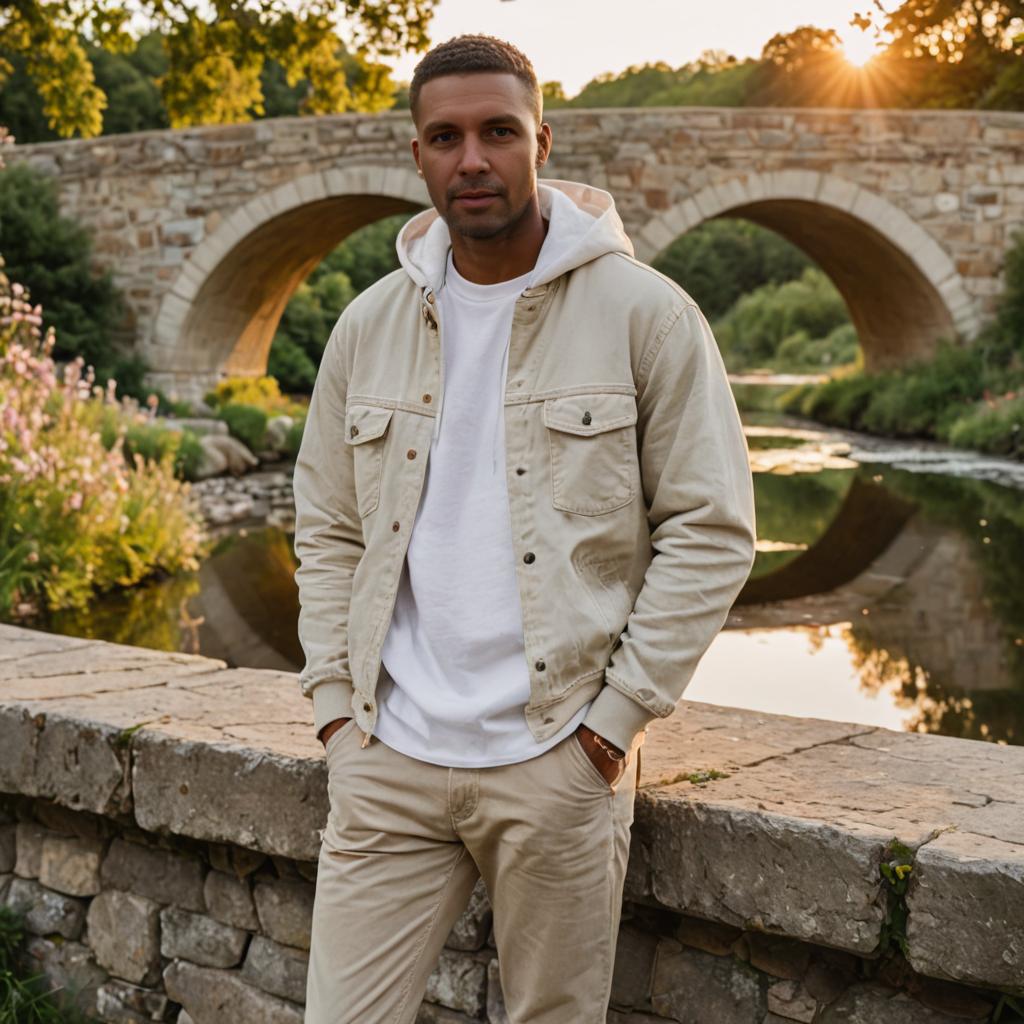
[292,179,756,754]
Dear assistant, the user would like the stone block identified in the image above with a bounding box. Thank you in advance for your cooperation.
[445,878,492,951]
[87,889,162,985]
[95,978,170,1022]
[22,935,108,1017]
[424,949,488,1017]
[818,982,968,1022]
[486,957,508,1024]
[746,931,814,980]
[205,868,260,930]
[101,836,206,911]
[39,833,105,896]
[610,924,658,1009]
[14,822,56,878]
[651,938,767,1023]
[253,877,314,950]
[416,1004,478,1023]
[675,914,743,956]
[241,934,309,1003]
[767,978,817,1022]
[906,830,1024,995]
[160,905,249,967]
[5,876,87,938]
[163,959,304,1023]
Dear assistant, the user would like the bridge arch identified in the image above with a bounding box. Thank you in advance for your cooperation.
[634,170,982,370]
[145,164,427,393]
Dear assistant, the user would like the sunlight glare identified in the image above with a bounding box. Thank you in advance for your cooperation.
[837,25,878,67]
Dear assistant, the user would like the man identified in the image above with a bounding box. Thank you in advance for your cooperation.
[293,34,755,1023]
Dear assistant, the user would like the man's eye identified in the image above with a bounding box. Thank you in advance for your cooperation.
[432,131,455,143]
[491,127,513,137]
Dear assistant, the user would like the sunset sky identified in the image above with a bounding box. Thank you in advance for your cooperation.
[385,0,888,96]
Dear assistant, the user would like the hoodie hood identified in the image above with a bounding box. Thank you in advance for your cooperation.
[396,178,634,295]
[395,179,635,458]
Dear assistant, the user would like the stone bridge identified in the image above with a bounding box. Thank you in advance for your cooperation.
[9,107,1024,399]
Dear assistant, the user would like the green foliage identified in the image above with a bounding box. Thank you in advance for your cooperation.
[283,416,306,459]
[218,402,268,452]
[0,0,432,137]
[267,213,410,394]
[947,395,1024,458]
[205,374,304,416]
[0,163,130,388]
[878,838,914,957]
[652,219,812,322]
[711,267,853,372]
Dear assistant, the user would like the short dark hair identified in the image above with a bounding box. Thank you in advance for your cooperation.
[409,34,542,125]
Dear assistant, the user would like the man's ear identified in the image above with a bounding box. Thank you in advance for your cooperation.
[411,137,422,174]
[536,121,553,168]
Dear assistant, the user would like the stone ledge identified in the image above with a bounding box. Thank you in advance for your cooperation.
[1,623,1021,996]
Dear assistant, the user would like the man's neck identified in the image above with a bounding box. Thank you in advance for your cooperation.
[448,195,549,285]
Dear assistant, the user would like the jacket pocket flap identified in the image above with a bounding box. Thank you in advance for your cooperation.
[543,392,638,436]
[344,404,394,444]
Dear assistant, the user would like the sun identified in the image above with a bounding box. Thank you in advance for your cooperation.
[836,25,879,67]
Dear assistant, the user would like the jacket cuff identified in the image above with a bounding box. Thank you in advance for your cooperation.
[311,680,356,741]
[581,677,657,754]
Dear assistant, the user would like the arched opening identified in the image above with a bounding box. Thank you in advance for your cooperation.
[146,166,428,397]
[637,171,981,371]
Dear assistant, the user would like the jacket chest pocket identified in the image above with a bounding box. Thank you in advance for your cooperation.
[543,392,638,516]
[344,403,394,518]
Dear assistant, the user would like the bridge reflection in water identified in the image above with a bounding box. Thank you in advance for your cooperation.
[28,426,1024,747]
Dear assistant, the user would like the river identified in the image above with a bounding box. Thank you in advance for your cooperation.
[21,412,1024,747]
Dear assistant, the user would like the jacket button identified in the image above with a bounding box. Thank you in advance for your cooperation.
[535,659,546,671]
[392,521,400,532]
[407,449,417,459]
[523,552,535,564]
[582,411,592,425]
[423,393,432,403]
[515,467,526,475]
[363,702,372,712]
[350,425,359,437]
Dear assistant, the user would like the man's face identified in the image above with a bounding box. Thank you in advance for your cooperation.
[412,72,552,240]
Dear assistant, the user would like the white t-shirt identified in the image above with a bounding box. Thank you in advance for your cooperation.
[374,250,591,767]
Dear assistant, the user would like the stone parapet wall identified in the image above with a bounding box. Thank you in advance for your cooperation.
[1,623,1022,1022]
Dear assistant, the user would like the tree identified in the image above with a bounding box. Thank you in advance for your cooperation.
[0,162,134,388]
[0,0,437,137]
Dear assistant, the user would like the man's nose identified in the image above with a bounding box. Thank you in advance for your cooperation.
[458,136,489,175]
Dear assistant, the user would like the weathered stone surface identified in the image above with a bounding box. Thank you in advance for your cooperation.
[907,828,1024,995]
[87,889,162,984]
[39,833,105,896]
[241,934,309,1003]
[767,978,817,1022]
[611,924,658,1010]
[0,822,15,871]
[160,905,249,967]
[199,434,259,476]
[445,877,492,951]
[486,957,509,1024]
[746,931,815,981]
[23,935,108,1016]
[650,938,767,1024]
[424,949,488,1017]
[204,867,260,929]
[818,982,971,1022]
[415,1004,478,1023]
[253,877,314,950]
[101,836,206,911]
[675,914,744,956]
[4,876,87,937]
[14,821,56,878]
[95,978,170,1023]
[163,959,304,1023]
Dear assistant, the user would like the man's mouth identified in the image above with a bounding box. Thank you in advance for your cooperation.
[453,190,500,207]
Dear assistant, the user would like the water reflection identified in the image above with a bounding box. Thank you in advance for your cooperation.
[23,426,1024,746]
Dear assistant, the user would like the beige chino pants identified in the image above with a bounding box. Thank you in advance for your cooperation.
[305,718,643,1023]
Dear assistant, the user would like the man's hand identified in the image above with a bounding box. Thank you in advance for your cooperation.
[574,724,626,786]
[319,717,352,748]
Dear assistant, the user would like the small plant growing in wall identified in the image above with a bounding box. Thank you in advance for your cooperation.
[878,837,914,956]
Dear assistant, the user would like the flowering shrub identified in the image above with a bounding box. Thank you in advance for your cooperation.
[0,257,204,617]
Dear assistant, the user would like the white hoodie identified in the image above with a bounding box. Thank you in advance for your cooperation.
[372,180,635,768]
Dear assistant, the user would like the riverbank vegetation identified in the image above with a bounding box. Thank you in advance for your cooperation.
[780,230,1024,459]
[0,259,203,618]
